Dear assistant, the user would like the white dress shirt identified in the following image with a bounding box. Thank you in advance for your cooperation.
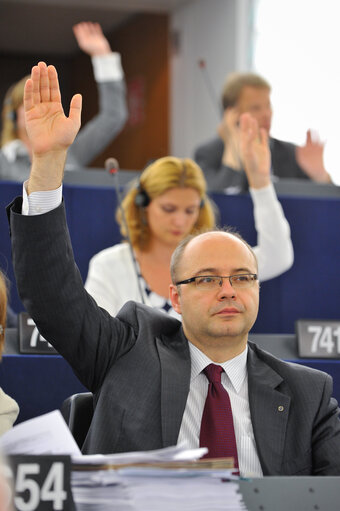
[177,343,263,477]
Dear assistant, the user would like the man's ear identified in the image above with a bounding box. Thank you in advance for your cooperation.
[169,284,182,314]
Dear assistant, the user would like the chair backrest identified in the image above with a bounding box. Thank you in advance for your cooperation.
[61,392,94,449]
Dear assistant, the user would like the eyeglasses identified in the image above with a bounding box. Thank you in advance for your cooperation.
[175,273,258,290]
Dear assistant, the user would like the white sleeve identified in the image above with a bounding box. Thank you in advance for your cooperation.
[249,183,294,281]
[22,181,62,216]
[91,53,123,82]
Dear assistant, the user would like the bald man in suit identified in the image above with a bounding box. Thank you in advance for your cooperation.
[8,62,340,476]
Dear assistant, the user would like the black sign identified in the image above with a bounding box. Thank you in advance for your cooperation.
[18,313,58,355]
[296,319,340,358]
[5,455,74,511]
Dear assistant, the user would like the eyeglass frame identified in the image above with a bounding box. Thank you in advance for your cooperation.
[175,273,258,289]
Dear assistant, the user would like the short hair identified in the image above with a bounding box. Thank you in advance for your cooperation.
[170,226,258,284]
[221,72,271,110]
[1,75,29,147]
[116,156,216,250]
[0,272,8,358]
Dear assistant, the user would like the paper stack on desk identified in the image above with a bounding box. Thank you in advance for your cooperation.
[72,445,244,510]
[0,410,246,511]
[72,465,244,511]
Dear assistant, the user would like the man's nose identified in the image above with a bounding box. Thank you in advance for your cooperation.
[216,277,236,299]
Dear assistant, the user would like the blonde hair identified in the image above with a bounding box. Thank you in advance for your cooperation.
[0,272,7,358]
[222,72,271,110]
[116,156,216,250]
[1,75,29,147]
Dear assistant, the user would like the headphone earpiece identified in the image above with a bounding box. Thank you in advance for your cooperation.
[134,183,150,208]
[7,110,17,124]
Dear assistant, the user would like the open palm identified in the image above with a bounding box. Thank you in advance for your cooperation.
[239,113,271,187]
[24,62,82,155]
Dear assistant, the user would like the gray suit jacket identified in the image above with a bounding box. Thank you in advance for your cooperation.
[194,136,308,192]
[8,198,340,475]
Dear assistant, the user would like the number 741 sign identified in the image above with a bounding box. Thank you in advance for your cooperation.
[296,320,340,358]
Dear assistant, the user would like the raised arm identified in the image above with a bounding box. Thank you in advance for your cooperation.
[218,107,243,171]
[239,113,294,280]
[239,112,271,189]
[24,61,82,193]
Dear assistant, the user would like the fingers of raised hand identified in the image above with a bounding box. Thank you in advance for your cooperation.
[73,21,102,39]
[240,112,256,138]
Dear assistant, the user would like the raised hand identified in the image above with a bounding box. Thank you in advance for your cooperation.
[239,113,271,189]
[24,62,81,155]
[296,130,331,183]
[73,22,111,57]
[218,107,243,170]
[25,61,82,193]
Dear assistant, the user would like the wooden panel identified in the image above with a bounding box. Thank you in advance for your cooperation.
[72,13,169,171]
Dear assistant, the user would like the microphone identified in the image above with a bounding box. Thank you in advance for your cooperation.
[105,157,119,175]
[105,158,145,305]
[198,59,223,118]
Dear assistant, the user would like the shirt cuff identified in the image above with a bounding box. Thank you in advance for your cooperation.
[249,182,276,204]
[91,52,123,82]
[22,181,63,216]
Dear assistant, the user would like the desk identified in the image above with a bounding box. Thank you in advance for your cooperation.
[1,177,340,334]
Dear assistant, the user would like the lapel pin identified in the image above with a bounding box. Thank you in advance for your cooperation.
[278,405,284,412]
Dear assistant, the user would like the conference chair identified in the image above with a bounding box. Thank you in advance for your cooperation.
[61,392,94,448]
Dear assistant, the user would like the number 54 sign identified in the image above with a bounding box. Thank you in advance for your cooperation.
[296,320,340,358]
[4,455,74,511]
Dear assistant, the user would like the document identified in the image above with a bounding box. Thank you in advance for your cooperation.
[0,410,81,457]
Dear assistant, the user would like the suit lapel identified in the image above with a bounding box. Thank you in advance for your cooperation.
[247,344,291,475]
[156,329,191,447]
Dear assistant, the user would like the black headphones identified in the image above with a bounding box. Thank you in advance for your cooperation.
[134,182,150,208]
[7,109,17,124]
[134,183,205,209]
[4,91,17,126]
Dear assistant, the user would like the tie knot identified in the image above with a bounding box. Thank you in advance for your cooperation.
[203,363,223,383]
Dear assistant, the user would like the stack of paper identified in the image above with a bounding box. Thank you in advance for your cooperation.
[0,411,246,511]
[72,467,244,511]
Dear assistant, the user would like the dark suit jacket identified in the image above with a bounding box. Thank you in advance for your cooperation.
[8,198,340,475]
[194,136,308,191]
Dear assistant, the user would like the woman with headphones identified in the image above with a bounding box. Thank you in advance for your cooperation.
[85,156,215,318]
[85,126,294,318]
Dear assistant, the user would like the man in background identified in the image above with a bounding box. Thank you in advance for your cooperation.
[194,72,332,191]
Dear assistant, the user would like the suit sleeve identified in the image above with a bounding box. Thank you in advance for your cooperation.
[8,198,136,392]
[66,77,127,169]
[311,373,340,475]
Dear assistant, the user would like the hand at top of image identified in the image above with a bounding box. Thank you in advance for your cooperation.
[24,61,82,193]
[73,22,112,57]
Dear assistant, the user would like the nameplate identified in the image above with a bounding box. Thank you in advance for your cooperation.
[18,313,58,355]
[296,319,340,358]
[4,455,74,511]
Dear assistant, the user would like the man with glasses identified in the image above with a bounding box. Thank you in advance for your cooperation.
[8,62,340,476]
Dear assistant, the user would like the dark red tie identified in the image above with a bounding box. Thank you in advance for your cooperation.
[199,364,239,469]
